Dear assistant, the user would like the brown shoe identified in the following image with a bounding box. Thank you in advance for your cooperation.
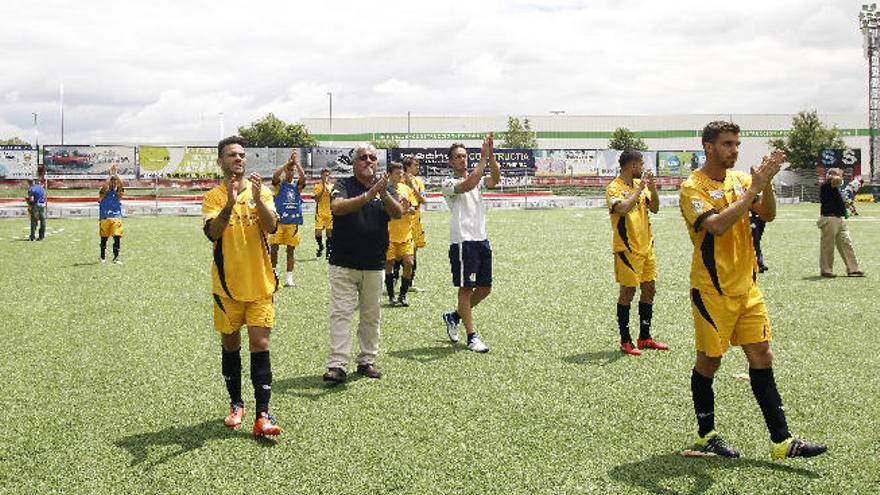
[820,272,836,278]
[847,271,865,277]
[356,363,382,379]
[322,367,347,384]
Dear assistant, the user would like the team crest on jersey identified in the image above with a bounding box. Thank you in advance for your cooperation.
[733,183,744,195]
[247,199,256,208]
[708,189,723,200]
[691,199,704,213]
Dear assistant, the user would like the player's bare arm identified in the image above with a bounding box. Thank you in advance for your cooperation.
[293,154,306,191]
[700,159,778,236]
[644,170,659,214]
[485,133,501,189]
[378,175,403,219]
[750,150,784,222]
[250,172,277,233]
[206,177,239,241]
[404,173,426,204]
[612,177,647,215]
[455,134,491,193]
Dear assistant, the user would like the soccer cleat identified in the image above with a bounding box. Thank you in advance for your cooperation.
[694,431,740,458]
[113,258,122,265]
[397,295,409,307]
[637,338,670,351]
[620,342,642,356]
[388,296,398,307]
[466,334,489,353]
[771,438,828,460]
[316,248,323,258]
[100,257,106,264]
[224,402,245,427]
[285,274,295,287]
[253,413,282,437]
[443,312,460,343]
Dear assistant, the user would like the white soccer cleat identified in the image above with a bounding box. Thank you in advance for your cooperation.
[443,312,460,343]
[285,273,295,287]
[466,334,489,353]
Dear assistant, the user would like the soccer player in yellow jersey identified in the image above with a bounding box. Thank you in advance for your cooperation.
[270,153,306,287]
[384,162,417,307]
[403,156,427,291]
[202,136,282,438]
[680,121,825,459]
[313,168,334,259]
[605,150,668,356]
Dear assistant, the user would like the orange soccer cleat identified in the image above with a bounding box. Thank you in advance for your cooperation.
[637,338,670,351]
[224,403,245,427]
[253,414,283,437]
[620,342,642,356]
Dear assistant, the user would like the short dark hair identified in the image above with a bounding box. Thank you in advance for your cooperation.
[217,136,247,157]
[320,167,330,175]
[387,161,403,174]
[618,150,643,168]
[402,156,419,169]
[448,142,466,156]
[701,121,740,145]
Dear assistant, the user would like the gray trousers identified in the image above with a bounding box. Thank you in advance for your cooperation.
[326,265,382,369]
[30,205,46,240]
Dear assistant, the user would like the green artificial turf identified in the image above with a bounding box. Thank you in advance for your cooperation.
[0,204,877,494]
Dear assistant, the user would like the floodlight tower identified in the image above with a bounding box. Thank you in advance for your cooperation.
[860,3,880,181]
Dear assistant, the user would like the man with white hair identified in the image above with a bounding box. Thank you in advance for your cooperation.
[323,143,403,384]
[818,168,863,277]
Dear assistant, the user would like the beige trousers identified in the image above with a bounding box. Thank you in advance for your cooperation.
[817,216,861,275]
[327,265,382,369]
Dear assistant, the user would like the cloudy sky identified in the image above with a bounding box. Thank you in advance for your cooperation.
[0,0,869,144]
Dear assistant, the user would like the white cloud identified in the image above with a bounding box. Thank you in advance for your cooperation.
[373,79,421,94]
[0,0,870,142]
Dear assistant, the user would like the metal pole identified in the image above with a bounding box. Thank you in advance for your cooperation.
[32,112,38,148]
[218,112,225,140]
[60,83,64,145]
[870,42,876,182]
[407,111,411,147]
[327,92,333,146]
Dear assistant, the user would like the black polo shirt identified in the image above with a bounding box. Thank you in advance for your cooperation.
[329,176,396,270]
[819,181,845,217]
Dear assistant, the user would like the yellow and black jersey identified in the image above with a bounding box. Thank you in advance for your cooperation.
[313,182,334,217]
[409,176,426,220]
[202,183,279,301]
[605,177,654,255]
[679,169,757,296]
[389,182,416,243]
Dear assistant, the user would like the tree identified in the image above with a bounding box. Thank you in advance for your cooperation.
[768,110,846,171]
[0,137,29,145]
[238,113,318,147]
[608,127,647,151]
[501,116,538,149]
[370,137,400,149]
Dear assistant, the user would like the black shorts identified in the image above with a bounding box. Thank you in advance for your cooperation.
[449,240,492,288]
